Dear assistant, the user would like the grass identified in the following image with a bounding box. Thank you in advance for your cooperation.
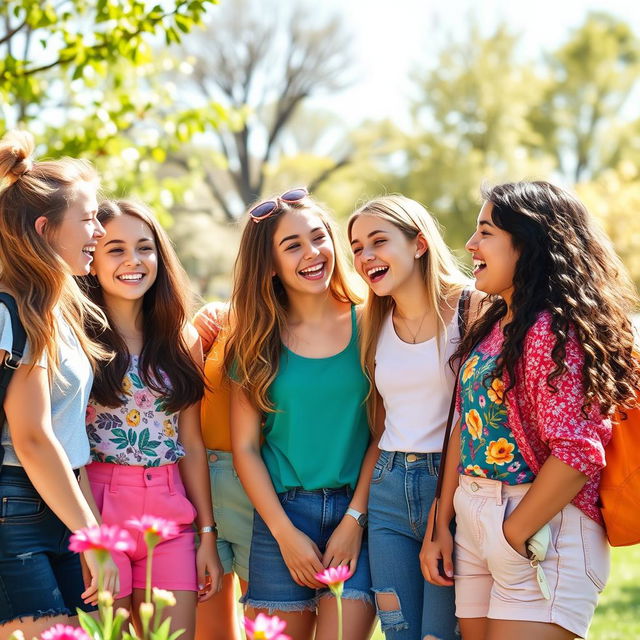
[370,545,640,640]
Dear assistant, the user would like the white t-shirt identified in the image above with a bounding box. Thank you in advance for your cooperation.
[0,305,94,469]
[375,307,460,453]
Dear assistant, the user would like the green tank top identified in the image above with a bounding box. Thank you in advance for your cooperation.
[262,305,370,493]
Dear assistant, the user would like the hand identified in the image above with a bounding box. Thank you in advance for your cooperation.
[322,514,363,573]
[502,517,528,558]
[196,534,224,602]
[276,526,325,588]
[420,525,454,587]
[193,302,228,353]
[81,549,120,605]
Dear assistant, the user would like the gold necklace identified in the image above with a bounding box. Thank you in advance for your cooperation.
[394,308,430,344]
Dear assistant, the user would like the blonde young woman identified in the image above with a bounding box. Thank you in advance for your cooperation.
[348,196,481,640]
[227,189,377,640]
[0,131,118,638]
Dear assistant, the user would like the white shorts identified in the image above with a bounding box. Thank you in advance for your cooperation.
[453,474,609,638]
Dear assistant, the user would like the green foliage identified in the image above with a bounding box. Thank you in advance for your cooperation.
[0,0,227,222]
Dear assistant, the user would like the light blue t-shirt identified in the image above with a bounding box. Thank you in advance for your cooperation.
[0,305,94,469]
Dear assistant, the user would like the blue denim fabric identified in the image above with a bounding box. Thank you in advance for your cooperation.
[242,486,373,612]
[0,466,93,624]
[369,451,458,640]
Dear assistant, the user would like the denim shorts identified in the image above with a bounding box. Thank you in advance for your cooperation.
[242,486,373,613]
[0,465,93,624]
[207,450,252,582]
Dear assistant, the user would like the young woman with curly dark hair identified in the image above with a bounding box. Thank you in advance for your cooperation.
[422,181,639,640]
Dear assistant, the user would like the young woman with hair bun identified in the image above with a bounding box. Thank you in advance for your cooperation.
[423,181,639,640]
[0,130,118,638]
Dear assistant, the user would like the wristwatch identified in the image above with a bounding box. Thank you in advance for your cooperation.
[345,507,368,528]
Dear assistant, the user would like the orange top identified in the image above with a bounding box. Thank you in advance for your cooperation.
[200,328,232,451]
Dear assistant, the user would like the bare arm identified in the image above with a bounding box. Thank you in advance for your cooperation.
[322,391,383,569]
[4,355,119,596]
[420,420,461,586]
[503,455,588,556]
[178,328,223,600]
[230,382,324,587]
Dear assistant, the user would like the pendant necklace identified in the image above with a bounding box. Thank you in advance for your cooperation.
[395,308,429,344]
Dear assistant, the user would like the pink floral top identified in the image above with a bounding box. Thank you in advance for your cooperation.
[86,355,184,467]
[456,312,611,523]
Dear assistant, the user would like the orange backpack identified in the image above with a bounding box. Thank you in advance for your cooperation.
[599,390,640,546]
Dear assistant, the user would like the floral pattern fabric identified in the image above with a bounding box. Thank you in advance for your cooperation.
[455,312,611,524]
[87,355,184,467]
[459,350,534,484]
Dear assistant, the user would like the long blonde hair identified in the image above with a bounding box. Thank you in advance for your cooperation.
[0,130,109,379]
[225,195,362,413]
[348,195,469,415]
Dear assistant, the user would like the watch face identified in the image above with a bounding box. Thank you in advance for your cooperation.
[358,514,368,527]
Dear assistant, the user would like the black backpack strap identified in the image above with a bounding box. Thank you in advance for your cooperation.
[431,287,473,541]
[0,293,26,467]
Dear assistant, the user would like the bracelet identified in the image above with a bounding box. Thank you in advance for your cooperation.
[199,525,218,535]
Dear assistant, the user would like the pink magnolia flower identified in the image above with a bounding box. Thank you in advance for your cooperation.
[40,624,91,640]
[69,524,134,555]
[244,613,291,640]
[126,515,179,548]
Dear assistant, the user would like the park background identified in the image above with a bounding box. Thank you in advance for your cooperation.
[1,0,638,637]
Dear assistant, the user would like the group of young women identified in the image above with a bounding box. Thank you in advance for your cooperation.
[0,128,636,640]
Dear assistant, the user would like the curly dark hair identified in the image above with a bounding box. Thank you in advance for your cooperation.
[454,181,640,415]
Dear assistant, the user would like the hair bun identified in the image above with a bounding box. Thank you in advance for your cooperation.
[0,130,35,186]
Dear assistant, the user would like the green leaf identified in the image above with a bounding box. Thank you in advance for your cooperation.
[77,608,103,636]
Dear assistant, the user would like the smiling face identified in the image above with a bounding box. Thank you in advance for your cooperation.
[349,213,426,298]
[48,180,105,276]
[466,201,520,305]
[271,208,335,297]
[91,213,158,304]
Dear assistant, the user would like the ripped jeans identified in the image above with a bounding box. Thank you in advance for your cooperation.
[0,465,91,624]
[369,451,457,640]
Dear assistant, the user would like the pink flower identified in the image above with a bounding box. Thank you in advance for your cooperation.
[134,389,153,410]
[244,613,290,640]
[40,624,91,640]
[126,515,179,548]
[315,565,354,596]
[69,524,134,555]
[478,395,486,408]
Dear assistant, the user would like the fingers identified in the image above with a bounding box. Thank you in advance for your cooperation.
[81,578,99,606]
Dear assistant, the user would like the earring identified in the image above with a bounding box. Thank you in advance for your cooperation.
[415,253,420,259]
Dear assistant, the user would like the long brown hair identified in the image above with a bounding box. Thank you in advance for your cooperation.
[348,195,469,420]
[83,200,204,413]
[0,130,109,379]
[225,194,361,413]
[454,181,640,415]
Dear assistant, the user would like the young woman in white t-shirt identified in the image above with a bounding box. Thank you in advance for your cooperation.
[348,196,480,640]
[0,131,118,638]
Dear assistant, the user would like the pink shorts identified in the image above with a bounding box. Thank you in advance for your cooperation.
[87,462,198,598]
[453,475,609,639]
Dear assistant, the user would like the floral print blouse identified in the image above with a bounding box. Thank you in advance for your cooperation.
[459,350,535,484]
[86,355,184,467]
[455,312,611,524]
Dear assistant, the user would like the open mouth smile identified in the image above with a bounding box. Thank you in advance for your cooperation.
[299,262,326,280]
[366,265,389,283]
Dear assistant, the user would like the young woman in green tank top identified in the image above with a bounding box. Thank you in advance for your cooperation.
[226,189,378,640]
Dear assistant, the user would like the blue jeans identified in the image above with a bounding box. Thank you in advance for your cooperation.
[0,465,92,624]
[369,451,457,640]
[243,486,373,612]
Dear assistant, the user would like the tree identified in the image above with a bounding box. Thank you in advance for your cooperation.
[177,0,354,220]
[529,12,640,182]
[0,0,227,221]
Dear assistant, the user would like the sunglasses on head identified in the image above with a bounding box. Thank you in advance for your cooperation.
[249,187,309,223]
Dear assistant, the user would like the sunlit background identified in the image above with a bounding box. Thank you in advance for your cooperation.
[1,1,639,636]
